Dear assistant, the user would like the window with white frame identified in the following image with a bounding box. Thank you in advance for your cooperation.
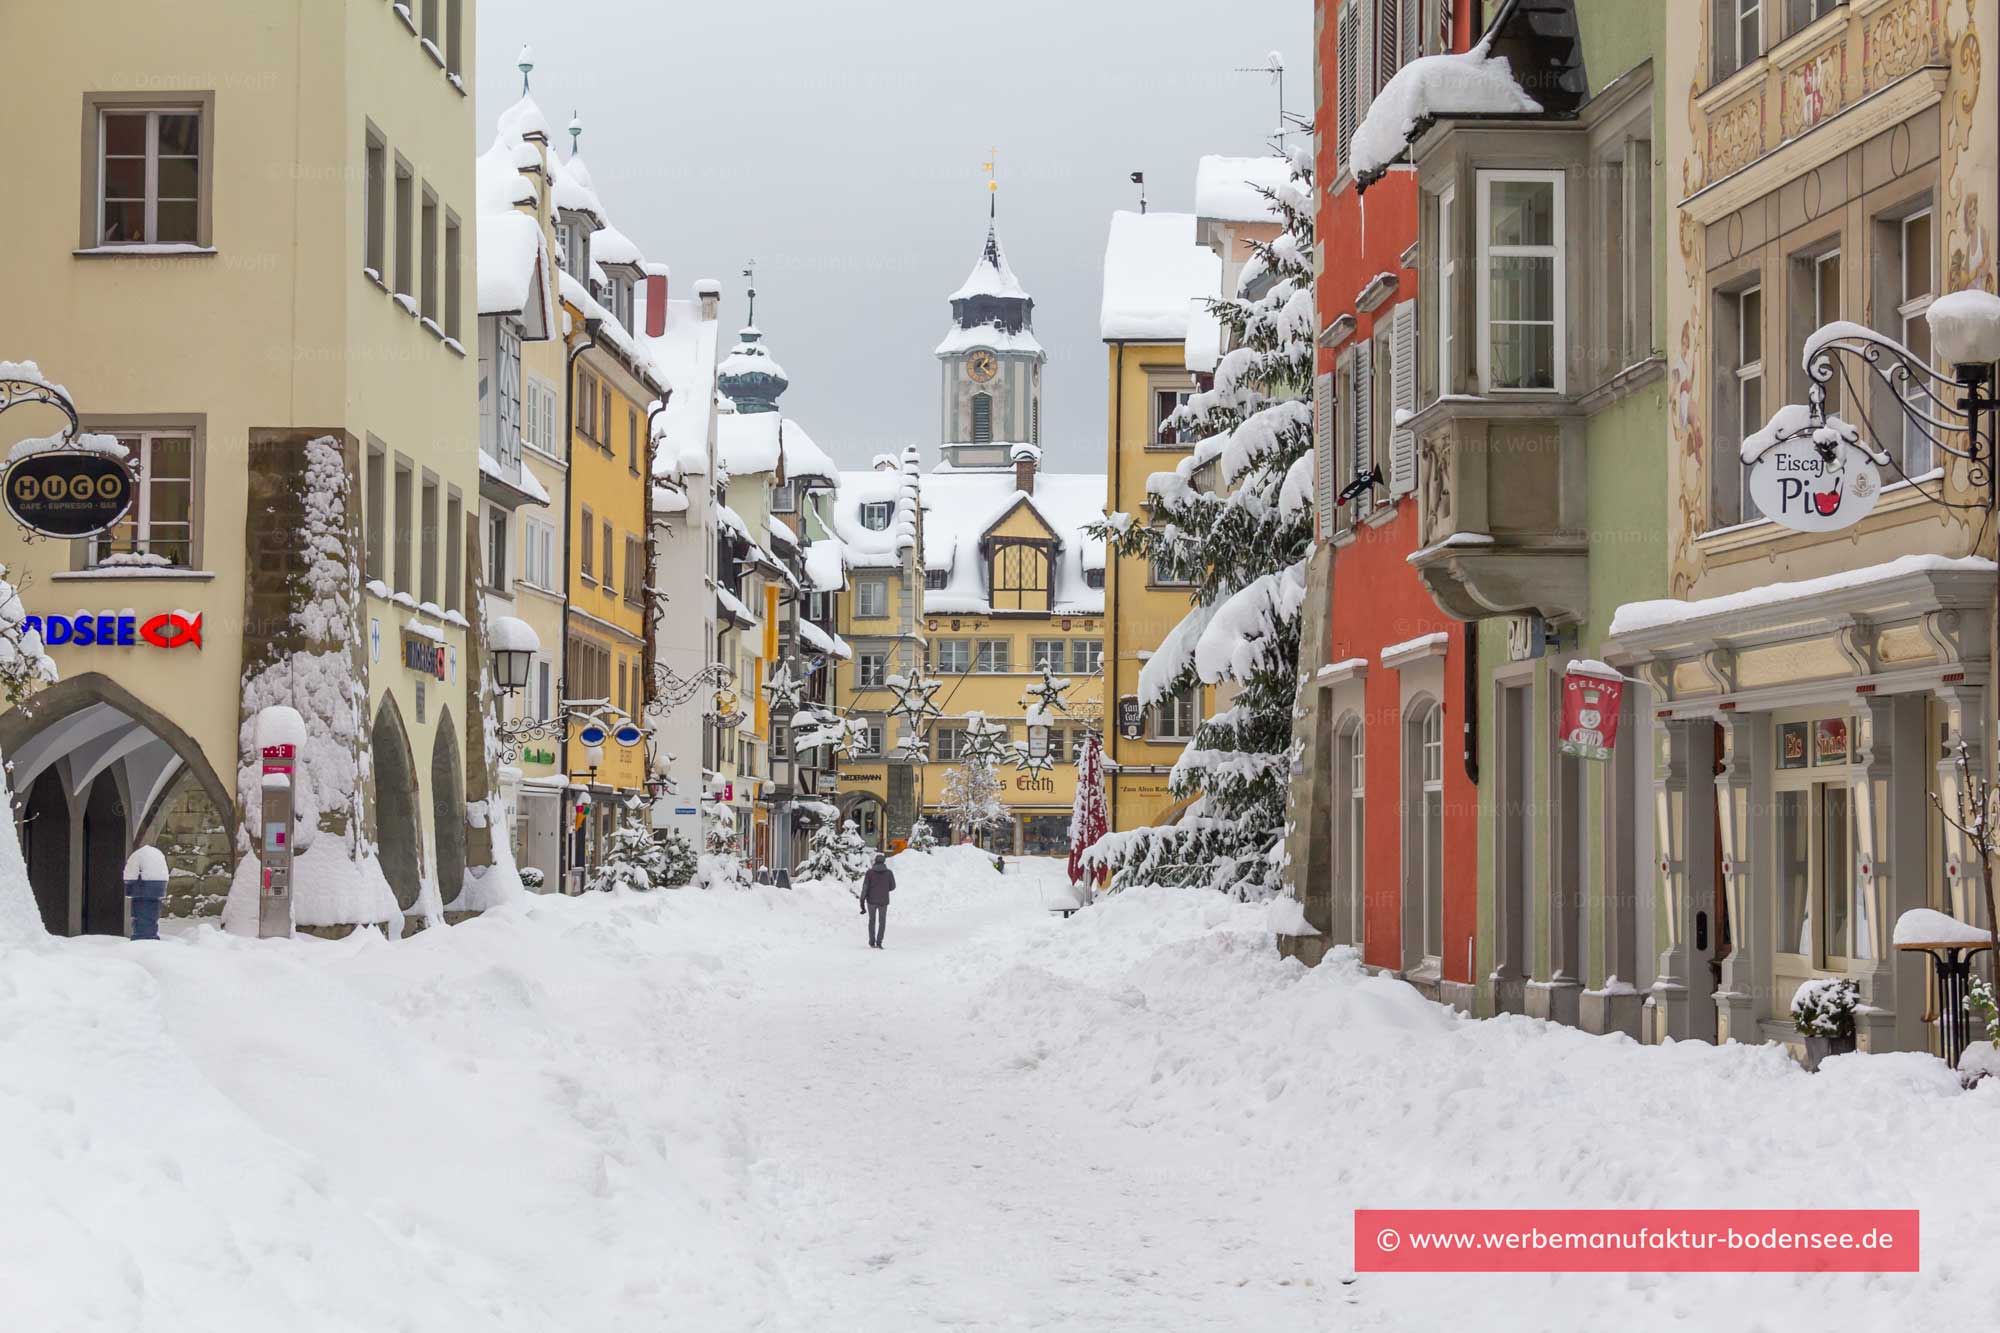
[1435,184,1457,397]
[485,505,509,591]
[1073,639,1103,675]
[91,430,196,568]
[1477,171,1564,392]
[935,725,970,760]
[1336,715,1366,945]
[857,720,884,756]
[1408,701,1445,962]
[1896,209,1936,477]
[525,376,559,455]
[521,515,557,589]
[772,480,798,513]
[1713,283,1763,528]
[933,639,971,674]
[1031,639,1066,671]
[494,321,523,469]
[1153,686,1199,741]
[95,105,205,247]
[859,500,893,531]
[974,639,1010,674]
[855,577,888,619]
[1811,248,1840,414]
[857,651,887,688]
[924,568,948,590]
[1714,0,1764,81]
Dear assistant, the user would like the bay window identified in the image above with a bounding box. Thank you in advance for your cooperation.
[1477,171,1564,393]
[1435,184,1456,396]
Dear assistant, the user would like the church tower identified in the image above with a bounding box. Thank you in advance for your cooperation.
[935,214,1045,469]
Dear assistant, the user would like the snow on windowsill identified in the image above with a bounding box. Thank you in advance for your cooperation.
[393,2,416,32]
[1380,631,1449,669]
[73,244,217,258]
[393,292,419,316]
[420,36,444,67]
[54,566,215,582]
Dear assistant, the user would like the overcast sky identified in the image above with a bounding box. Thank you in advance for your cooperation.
[475,0,1311,474]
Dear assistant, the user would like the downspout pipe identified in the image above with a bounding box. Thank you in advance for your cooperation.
[559,316,602,893]
[1108,340,1124,833]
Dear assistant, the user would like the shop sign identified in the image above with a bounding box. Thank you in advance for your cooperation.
[1814,717,1849,765]
[1117,695,1143,740]
[1558,667,1624,761]
[1014,773,1054,792]
[1779,722,1810,769]
[20,610,201,650]
[522,746,556,766]
[1746,434,1880,532]
[5,450,134,538]
[402,631,446,679]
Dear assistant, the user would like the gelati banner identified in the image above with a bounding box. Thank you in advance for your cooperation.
[1559,669,1624,762]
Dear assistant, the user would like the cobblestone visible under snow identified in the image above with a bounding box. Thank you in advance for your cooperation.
[2,846,1993,1329]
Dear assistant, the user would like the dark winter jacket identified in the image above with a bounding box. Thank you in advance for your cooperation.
[860,860,896,907]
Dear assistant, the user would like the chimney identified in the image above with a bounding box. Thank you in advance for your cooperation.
[644,271,668,338]
[1011,444,1038,495]
[695,277,721,322]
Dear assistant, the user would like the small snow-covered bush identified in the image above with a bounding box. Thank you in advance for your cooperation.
[519,867,545,890]
[1965,977,1997,1047]
[905,819,939,854]
[588,819,667,893]
[1792,977,1860,1039]
[656,829,698,888]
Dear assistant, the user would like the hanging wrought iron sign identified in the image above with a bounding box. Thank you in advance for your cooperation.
[2,367,135,539]
[1740,406,1881,534]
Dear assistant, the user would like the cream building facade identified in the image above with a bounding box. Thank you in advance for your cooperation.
[0,0,499,935]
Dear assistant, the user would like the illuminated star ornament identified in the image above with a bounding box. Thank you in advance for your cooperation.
[762,659,805,713]
[961,711,1011,764]
[884,671,944,727]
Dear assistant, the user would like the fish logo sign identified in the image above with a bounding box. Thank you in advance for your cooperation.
[140,611,202,649]
[20,610,203,651]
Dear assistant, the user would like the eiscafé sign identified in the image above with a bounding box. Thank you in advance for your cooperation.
[1742,407,1881,533]
[1559,663,1625,761]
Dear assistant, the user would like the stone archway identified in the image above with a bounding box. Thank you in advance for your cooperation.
[430,707,465,907]
[369,696,423,912]
[1,672,235,936]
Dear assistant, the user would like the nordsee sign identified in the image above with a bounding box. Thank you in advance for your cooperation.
[20,611,202,649]
[1742,407,1882,533]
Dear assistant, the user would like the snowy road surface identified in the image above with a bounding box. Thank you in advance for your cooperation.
[3,846,1996,1331]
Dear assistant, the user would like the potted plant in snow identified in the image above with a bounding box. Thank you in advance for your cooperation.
[1792,977,1860,1071]
[1961,978,2000,1087]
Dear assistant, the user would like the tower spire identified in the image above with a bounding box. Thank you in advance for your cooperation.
[742,259,757,327]
[984,145,997,218]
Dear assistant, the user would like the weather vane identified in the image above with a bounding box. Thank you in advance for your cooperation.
[742,259,757,326]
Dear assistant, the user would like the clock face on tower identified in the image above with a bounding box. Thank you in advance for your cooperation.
[966,349,999,383]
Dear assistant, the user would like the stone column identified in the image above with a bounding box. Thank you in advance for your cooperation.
[1713,710,1768,1042]
[1850,694,1931,1053]
[1582,685,1646,1038]
[1934,684,1991,927]
[1651,716,1717,1042]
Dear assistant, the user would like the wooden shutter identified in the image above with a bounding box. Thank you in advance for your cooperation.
[1354,0,1376,126]
[1314,371,1336,540]
[1336,1,1358,170]
[1389,301,1418,497]
[1377,0,1400,91]
[1352,340,1373,520]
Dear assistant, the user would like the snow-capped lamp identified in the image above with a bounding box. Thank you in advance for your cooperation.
[488,615,540,695]
[1928,289,2000,373]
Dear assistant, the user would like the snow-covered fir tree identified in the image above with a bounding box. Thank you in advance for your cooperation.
[589,816,668,892]
[939,753,1007,844]
[904,818,939,853]
[1085,149,1315,900]
[797,818,873,883]
[656,829,698,888]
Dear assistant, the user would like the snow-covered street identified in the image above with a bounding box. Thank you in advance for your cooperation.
[3,847,1996,1331]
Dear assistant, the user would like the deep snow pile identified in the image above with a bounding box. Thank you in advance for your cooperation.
[2,848,1994,1331]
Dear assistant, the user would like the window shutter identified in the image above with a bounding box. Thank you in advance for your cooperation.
[1314,371,1336,539]
[1352,340,1373,520]
[1355,0,1376,124]
[1389,301,1418,497]
[1336,3,1358,170]
[1377,0,1400,91]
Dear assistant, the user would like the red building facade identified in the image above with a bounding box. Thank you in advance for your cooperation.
[1291,0,1478,1011]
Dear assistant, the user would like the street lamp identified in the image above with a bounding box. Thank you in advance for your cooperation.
[488,616,539,696]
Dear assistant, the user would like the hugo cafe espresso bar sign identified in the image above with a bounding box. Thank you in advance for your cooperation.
[5,444,135,539]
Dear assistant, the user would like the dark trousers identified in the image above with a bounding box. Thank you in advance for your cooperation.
[867,902,887,947]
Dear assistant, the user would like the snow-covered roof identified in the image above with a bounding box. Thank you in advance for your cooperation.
[934,322,1046,358]
[478,449,551,506]
[1349,34,1542,181]
[781,421,839,485]
[494,93,551,143]
[1194,155,1289,222]
[920,469,1107,615]
[551,151,605,221]
[798,617,851,661]
[642,293,720,484]
[803,538,847,593]
[1608,555,2000,639]
[833,453,923,569]
[950,224,1030,302]
[474,107,557,327]
[1099,211,1222,342]
[591,224,642,269]
[716,412,781,478]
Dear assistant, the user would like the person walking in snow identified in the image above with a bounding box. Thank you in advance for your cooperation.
[860,852,895,949]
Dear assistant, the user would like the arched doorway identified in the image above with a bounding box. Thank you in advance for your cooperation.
[22,769,71,934]
[1,673,235,938]
[80,774,126,935]
[430,708,465,907]
[369,698,422,912]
